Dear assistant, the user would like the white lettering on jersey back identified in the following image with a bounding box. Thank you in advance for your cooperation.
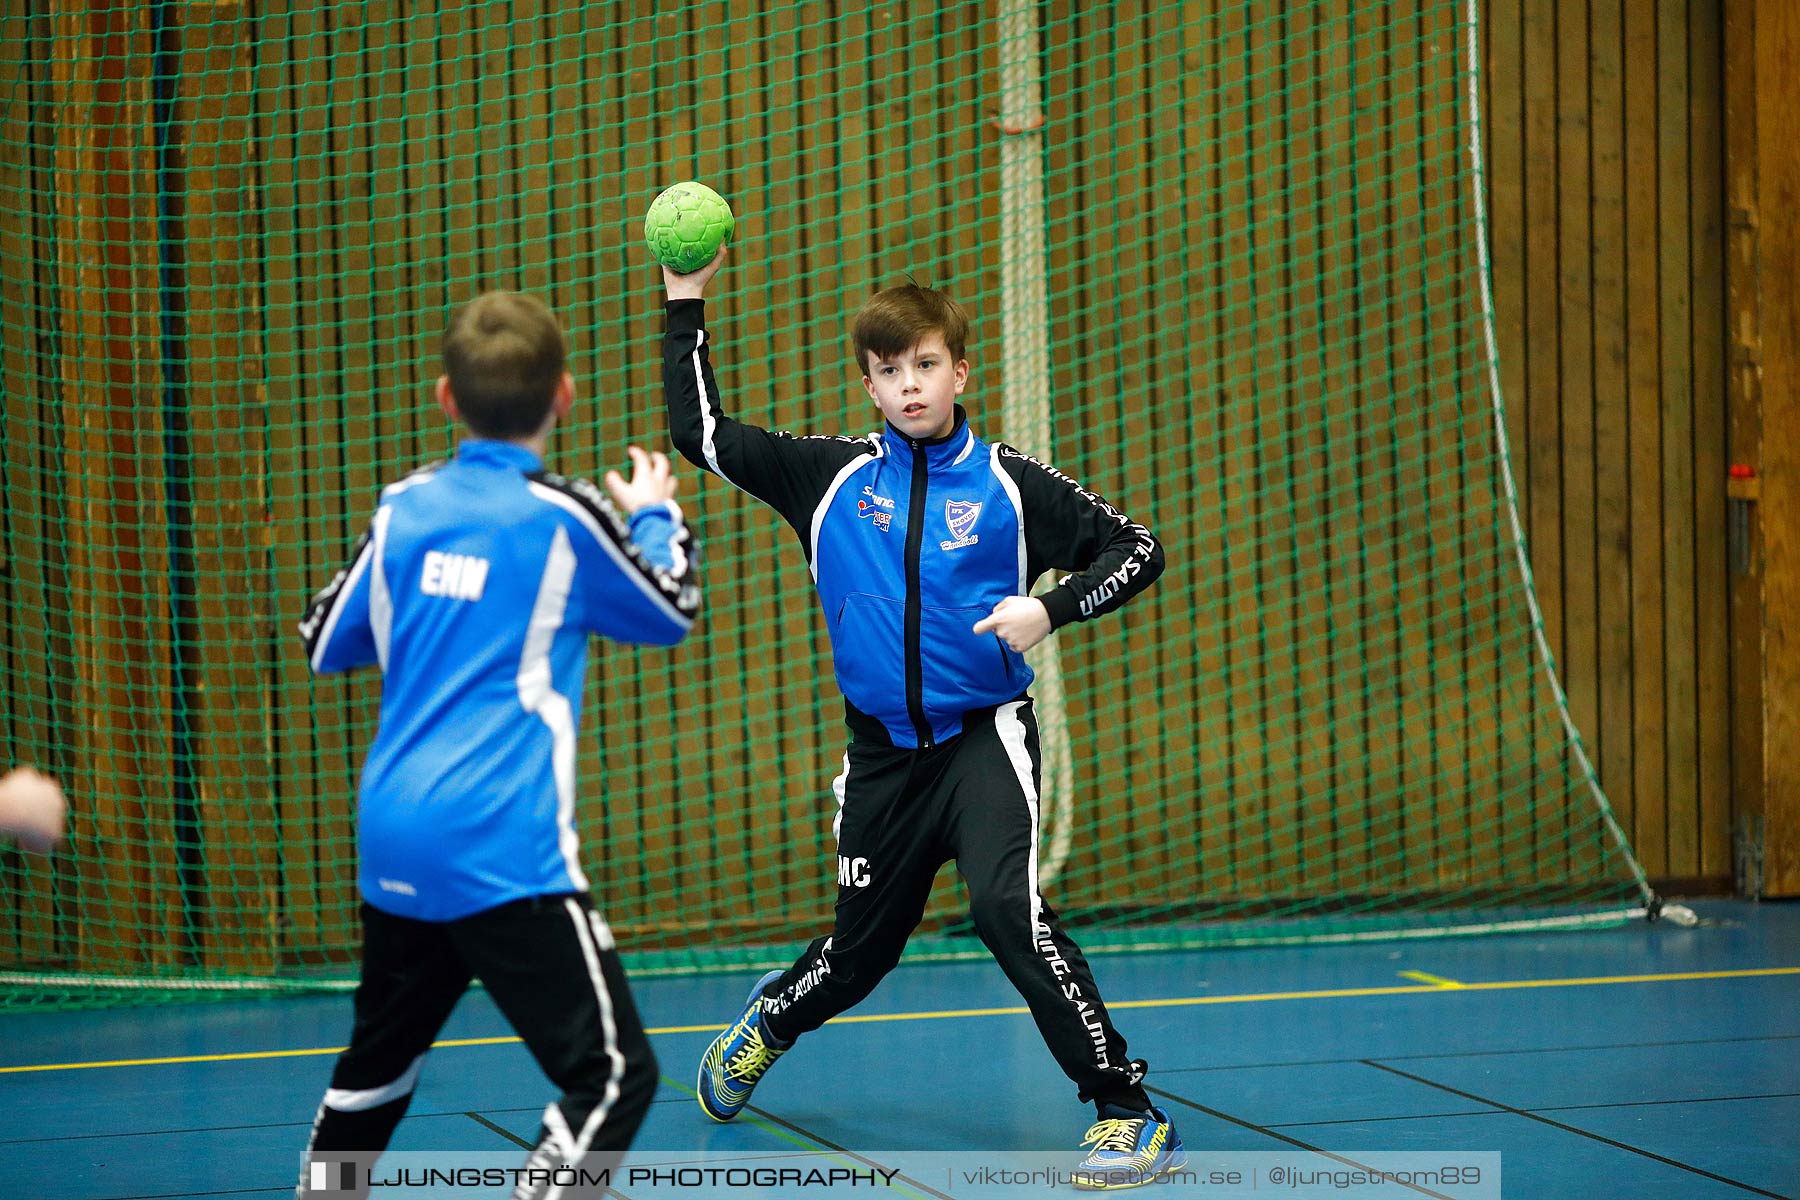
[420,550,491,601]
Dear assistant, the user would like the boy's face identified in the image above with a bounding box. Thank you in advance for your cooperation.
[862,333,968,441]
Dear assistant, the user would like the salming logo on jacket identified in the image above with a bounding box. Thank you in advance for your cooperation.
[663,298,1163,749]
[297,438,701,921]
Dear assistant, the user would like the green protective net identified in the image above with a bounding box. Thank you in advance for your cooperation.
[0,0,1656,1009]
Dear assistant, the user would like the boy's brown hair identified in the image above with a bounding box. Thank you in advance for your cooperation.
[850,283,970,373]
[442,291,568,439]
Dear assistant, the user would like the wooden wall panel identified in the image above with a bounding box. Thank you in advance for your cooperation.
[684,2,761,939]
[1483,0,1733,884]
[46,0,182,971]
[1314,0,1372,892]
[1388,0,1435,887]
[1137,1,1202,902]
[1589,0,1635,875]
[1721,0,1765,895]
[175,6,278,975]
[1174,0,1231,903]
[758,0,816,928]
[1629,0,1674,874]
[1748,0,1800,895]
[1690,0,1729,883]
[1420,0,1474,891]
[1658,0,1700,877]
[259,0,363,967]
[0,7,68,967]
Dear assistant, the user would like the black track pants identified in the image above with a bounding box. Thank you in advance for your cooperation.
[758,699,1151,1110]
[297,893,657,1200]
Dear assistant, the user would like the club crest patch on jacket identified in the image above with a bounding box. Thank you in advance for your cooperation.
[942,499,982,550]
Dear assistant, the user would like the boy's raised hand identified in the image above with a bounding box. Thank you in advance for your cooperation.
[605,445,681,516]
[663,244,728,301]
[973,596,1052,654]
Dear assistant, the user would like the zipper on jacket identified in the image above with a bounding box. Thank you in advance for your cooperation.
[903,441,932,748]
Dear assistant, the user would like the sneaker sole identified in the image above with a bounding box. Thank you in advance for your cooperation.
[695,970,786,1123]
[1069,1148,1188,1191]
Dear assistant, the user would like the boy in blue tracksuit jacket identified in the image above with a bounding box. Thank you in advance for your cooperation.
[666,249,1185,1187]
[295,292,700,1200]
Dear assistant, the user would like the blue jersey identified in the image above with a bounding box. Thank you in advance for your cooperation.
[811,424,1037,745]
[664,300,1162,749]
[298,439,701,920]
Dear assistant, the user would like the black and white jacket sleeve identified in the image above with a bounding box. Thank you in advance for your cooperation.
[996,444,1166,631]
[664,298,869,533]
[297,520,379,674]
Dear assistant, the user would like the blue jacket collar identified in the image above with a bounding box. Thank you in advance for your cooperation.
[456,438,544,472]
[880,405,975,469]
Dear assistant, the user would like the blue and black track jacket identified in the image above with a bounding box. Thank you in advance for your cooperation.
[664,298,1162,750]
[297,439,701,921]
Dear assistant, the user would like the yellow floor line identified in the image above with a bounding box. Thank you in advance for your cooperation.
[3,964,1794,1075]
[1397,971,1466,988]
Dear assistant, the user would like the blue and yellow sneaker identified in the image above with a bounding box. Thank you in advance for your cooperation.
[1071,1104,1187,1190]
[696,970,789,1122]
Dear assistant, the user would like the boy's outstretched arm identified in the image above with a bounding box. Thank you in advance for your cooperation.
[991,444,1166,637]
[662,248,857,528]
[529,450,701,648]
[298,516,383,674]
[300,463,451,674]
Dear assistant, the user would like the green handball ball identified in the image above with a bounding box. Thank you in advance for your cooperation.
[644,181,735,275]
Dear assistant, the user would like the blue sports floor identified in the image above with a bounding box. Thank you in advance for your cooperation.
[1,899,1795,1199]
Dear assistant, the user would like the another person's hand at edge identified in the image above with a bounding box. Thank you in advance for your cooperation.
[0,767,66,855]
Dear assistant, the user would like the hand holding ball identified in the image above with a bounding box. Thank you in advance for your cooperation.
[644,182,735,275]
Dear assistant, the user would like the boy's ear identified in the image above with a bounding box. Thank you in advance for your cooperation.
[954,357,969,393]
[435,375,461,421]
[554,371,575,419]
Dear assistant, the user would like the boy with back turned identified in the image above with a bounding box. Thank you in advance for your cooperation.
[295,292,699,1200]
[664,248,1185,1188]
